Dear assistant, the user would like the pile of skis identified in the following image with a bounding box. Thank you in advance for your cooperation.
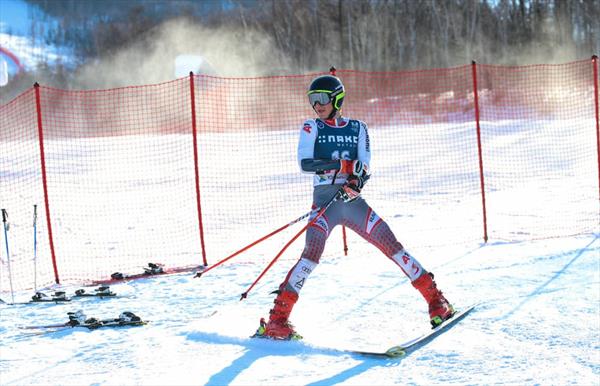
[21,310,147,332]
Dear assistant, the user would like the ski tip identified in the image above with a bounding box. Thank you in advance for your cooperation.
[385,346,406,358]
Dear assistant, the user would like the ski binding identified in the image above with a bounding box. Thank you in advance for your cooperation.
[74,285,116,298]
[31,291,71,303]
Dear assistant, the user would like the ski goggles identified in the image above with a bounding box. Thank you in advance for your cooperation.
[307,91,332,107]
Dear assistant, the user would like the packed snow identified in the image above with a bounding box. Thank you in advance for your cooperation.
[0,117,598,384]
[0,232,598,385]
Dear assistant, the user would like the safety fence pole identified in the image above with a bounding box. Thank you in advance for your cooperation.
[34,83,60,283]
[592,55,600,203]
[471,61,489,243]
[190,72,208,266]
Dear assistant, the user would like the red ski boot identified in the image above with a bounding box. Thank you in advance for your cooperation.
[254,290,302,340]
[412,272,455,327]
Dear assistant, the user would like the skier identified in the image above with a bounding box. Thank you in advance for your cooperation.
[255,74,454,340]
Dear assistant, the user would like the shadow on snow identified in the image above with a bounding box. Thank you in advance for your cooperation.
[182,330,401,385]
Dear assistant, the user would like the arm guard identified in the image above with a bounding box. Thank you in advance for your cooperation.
[300,159,341,174]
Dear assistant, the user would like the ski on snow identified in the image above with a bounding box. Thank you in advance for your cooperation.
[92,262,205,285]
[3,286,118,305]
[4,291,73,304]
[348,303,478,358]
[20,311,147,331]
[73,286,116,298]
[251,303,477,358]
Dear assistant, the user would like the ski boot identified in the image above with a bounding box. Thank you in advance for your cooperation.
[412,272,455,328]
[253,290,302,340]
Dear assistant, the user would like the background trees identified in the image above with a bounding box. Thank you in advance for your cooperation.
[2,0,598,97]
[27,0,598,69]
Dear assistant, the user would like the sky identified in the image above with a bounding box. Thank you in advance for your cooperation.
[0,0,67,77]
[0,0,31,36]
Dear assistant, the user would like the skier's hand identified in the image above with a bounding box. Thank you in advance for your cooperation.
[339,174,370,203]
[338,160,370,202]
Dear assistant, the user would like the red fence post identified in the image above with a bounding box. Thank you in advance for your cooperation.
[189,72,208,266]
[592,55,600,203]
[33,83,60,283]
[342,225,348,256]
[471,61,489,243]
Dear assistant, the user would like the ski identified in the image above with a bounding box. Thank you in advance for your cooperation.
[92,263,205,285]
[109,262,165,281]
[20,311,147,331]
[4,287,117,305]
[348,303,478,358]
[20,322,74,330]
[248,304,476,357]
[24,291,71,303]
[73,286,116,298]
[77,318,148,329]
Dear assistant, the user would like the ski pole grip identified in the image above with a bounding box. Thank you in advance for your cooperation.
[1,209,6,223]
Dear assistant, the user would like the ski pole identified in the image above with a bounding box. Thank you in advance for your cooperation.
[195,204,331,278]
[240,189,342,300]
[33,204,38,292]
[2,209,15,304]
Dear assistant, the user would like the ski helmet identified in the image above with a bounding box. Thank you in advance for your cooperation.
[307,75,345,112]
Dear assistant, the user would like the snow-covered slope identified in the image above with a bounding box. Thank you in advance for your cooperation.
[1,220,598,384]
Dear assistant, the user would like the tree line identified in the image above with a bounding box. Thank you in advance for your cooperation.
[1,0,598,102]
[29,0,599,69]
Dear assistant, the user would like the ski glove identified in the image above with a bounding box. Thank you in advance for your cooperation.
[339,161,370,203]
[339,179,360,202]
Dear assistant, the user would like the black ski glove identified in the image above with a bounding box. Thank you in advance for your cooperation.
[340,173,370,203]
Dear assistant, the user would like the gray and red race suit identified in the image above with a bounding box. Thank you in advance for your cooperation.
[280,117,425,294]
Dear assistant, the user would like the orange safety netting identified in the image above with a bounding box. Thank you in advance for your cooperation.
[1,59,598,291]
